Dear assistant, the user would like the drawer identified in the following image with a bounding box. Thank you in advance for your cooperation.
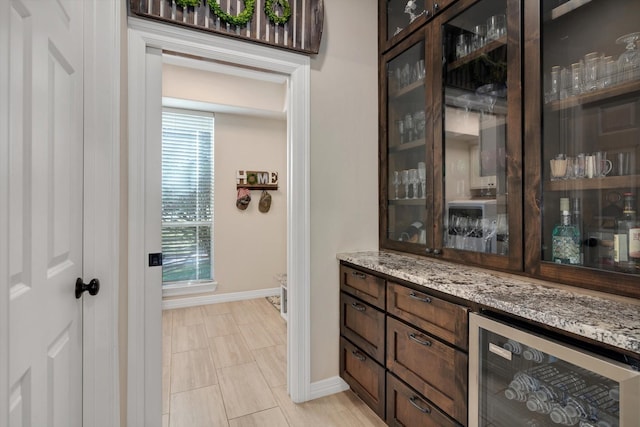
[386,317,468,426]
[387,282,468,350]
[340,265,386,310]
[340,292,385,364]
[386,372,461,427]
[339,337,386,419]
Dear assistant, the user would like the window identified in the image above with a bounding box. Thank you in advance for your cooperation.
[161,109,215,288]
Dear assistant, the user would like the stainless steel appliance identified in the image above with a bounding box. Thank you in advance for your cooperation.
[469,313,640,427]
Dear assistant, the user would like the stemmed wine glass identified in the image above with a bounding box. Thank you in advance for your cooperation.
[401,170,410,199]
[417,162,426,199]
[481,218,497,253]
[408,169,419,199]
[454,216,468,250]
[392,171,401,199]
[496,213,509,255]
[616,32,640,82]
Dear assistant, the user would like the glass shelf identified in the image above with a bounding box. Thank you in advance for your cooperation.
[547,175,640,191]
[448,36,507,71]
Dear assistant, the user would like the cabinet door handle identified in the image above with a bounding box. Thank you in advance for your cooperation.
[351,271,367,280]
[350,302,366,312]
[408,333,432,347]
[409,396,431,414]
[409,291,431,303]
[351,350,366,361]
[433,248,442,255]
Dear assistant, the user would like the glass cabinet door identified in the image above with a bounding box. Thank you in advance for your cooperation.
[436,0,522,269]
[384,0,429,45]
[533,0,640,295]
[381,32,430,253]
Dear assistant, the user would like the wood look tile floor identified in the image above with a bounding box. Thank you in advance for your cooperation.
[163,298,386,427]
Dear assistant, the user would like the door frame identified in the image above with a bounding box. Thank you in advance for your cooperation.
[0,0,121,425]
[127,17,311,426]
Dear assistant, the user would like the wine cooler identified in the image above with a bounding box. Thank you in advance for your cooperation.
[469,313,640,427]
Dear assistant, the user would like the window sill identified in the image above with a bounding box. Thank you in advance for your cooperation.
[162,281,218,297]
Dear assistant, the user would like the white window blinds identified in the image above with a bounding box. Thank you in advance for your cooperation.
[161,109,214,284]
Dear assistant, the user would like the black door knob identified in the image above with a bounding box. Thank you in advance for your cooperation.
[75,278,100,299]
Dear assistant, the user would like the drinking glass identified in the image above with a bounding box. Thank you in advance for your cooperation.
[598,56,617,88]
[583,52,599,92]
[396,120,405,144]
[571,62,583,95]
[548,65,561,101]
[456,33,470,59]
[482,218,497,253]
[401,170,409,199]
[408,169,419,199]
[417,162,426,198]
[496,213,509,255]
[392,171,401,199]
[594,151,612,177]
[471,24,486,50]
[486,14,506,41]
[404,113,414,141]
[616,32,640,82]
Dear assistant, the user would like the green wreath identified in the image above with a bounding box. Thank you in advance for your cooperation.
[175,0,200,7]
[207,0,255,26]
[265,0,291,25]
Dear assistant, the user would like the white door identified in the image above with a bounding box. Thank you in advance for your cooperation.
[7,0,84,425]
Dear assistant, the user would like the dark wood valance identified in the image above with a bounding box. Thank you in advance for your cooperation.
[129,0,324,55]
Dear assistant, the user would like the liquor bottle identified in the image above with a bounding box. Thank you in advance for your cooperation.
[552,198,581,264]
[571,197,584,264]
[613,192,639,273]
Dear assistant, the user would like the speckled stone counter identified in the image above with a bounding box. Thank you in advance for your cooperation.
[337,251,640,356]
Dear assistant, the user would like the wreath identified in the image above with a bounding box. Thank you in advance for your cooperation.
[207,0,256,26]
[175,0,200,7]
[265,0,291,25]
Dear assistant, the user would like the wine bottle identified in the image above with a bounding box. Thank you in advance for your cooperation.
[552,198,581,265]
[614,192,639,273]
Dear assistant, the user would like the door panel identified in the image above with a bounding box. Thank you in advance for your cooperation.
[7,0,84,425]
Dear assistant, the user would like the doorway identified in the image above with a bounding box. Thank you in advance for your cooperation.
[127,17,311,426]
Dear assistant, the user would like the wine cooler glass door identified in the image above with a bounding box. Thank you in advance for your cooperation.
[469,313,640,427]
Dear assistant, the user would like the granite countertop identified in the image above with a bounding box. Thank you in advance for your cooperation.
[337,251,640,356]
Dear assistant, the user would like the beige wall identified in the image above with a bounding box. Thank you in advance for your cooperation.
[162,66,287,297]
[212,113,287,293]
[309,0,379,382]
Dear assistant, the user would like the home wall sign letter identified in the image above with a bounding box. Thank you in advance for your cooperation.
[237,170,279,190]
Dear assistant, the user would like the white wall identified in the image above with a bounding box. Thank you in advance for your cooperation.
[309,0,379,382]
[162,66,287,297]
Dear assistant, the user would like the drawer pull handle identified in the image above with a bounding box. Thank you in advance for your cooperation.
[351,350,366,361]
[408,333,431,347]
[351,271,367,279]
[409,396,431,414]
[409,292,431,303]
[350,302,366,312]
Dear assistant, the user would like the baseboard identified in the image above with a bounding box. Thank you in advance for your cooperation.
[162,287,280,310]
[308,376,350,401]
